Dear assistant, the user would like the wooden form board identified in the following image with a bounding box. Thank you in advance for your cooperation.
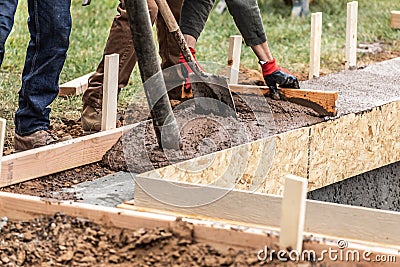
[229,84,338,116]
[227,35,242,84]
[279,175,308,252]
[0,118,5,176]
[58,72,94,96]
[345,1,358,70]
[1,191,397,265]
[0,124,135,187]
[137,99,400,195]
[391,10,400,29]
[101,54,119,131]
[128,176,400,248]
[309,12,322,79]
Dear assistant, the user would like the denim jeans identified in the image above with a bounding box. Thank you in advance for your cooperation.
[0,0,18,66]
[14,0,72,136]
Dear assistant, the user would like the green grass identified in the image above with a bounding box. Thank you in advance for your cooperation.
[0,0,399,136]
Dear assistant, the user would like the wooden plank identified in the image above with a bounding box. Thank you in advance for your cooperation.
[58,72,94,96]
[0,118,5,178]
[308,100,400,190]
[391,10,400,29]
[229,84,338,116]
[227,35,242,84]
[279,175,307,252]
[0,191,276,250]
[4,191,398,263]
[345,1,358,70]
[309,12,322,79]
[0,124,135,187]
[131,176,400,248]
[101,54,119,131]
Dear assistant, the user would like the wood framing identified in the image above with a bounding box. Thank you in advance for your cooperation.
[1,191,398,265]
[135,98,400,195]
[309,12,322,79]
[227,35,242,84]
[0,124,135,187]
[101,54,119,131]
[391,10,400,29]
[58,72,94,96]
[279,175,307,252]
[127,176,400,248]
[229,84,338,116]
[0,118,5,177]
[345,1,358,70]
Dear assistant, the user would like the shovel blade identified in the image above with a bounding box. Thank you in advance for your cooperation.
[190,73,237,118]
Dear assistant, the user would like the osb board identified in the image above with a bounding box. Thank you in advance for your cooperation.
[141,127,310,195]
[308,101,400,190]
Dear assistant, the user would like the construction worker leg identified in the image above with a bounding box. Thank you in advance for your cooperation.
[82,0,158,132]
[83,0,158,109]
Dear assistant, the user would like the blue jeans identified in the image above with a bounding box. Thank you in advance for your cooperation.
[0,0,18,66]
[14,0,72,135]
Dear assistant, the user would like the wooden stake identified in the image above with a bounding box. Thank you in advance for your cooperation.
[391,10,400,29]
[101,54,119,131]
[309,12,322,79]
[0,118,5,179]
[227,35,242,84]
[279,174,308,252]
[345,1,358,70]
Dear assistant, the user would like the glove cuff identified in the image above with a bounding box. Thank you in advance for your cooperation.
[260,58,281,76]
[178,47,197,64]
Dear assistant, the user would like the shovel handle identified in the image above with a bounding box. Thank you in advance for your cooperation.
[155,0,198,66]
[155,0,179,32]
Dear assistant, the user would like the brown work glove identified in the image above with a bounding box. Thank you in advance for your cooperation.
[261,59,300,100]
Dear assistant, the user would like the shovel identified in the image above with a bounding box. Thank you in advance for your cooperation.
[155,0,237,117]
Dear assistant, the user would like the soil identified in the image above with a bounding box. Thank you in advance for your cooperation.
[0,213,332,267]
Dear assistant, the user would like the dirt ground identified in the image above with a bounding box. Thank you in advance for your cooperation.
[0,213,342,267]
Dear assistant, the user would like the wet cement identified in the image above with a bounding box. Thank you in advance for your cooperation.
[308,161,400,212]
[102,94,322,173]
[300,57,400,116]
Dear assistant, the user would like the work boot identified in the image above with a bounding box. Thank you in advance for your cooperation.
[14,130,72,152]
[81,105,102,133]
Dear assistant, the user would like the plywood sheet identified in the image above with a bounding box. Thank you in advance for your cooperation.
[308,101,400,190]
[140,127,310,195]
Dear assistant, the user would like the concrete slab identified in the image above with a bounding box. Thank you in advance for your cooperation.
[63,171,135,207]
[301,57,400,115]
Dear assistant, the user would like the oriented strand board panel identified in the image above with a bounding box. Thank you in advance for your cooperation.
[308,101,400,190]
[141,127,310,195]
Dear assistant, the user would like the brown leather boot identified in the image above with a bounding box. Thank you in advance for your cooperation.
[81,105,102,133]
[14,130,72,152]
